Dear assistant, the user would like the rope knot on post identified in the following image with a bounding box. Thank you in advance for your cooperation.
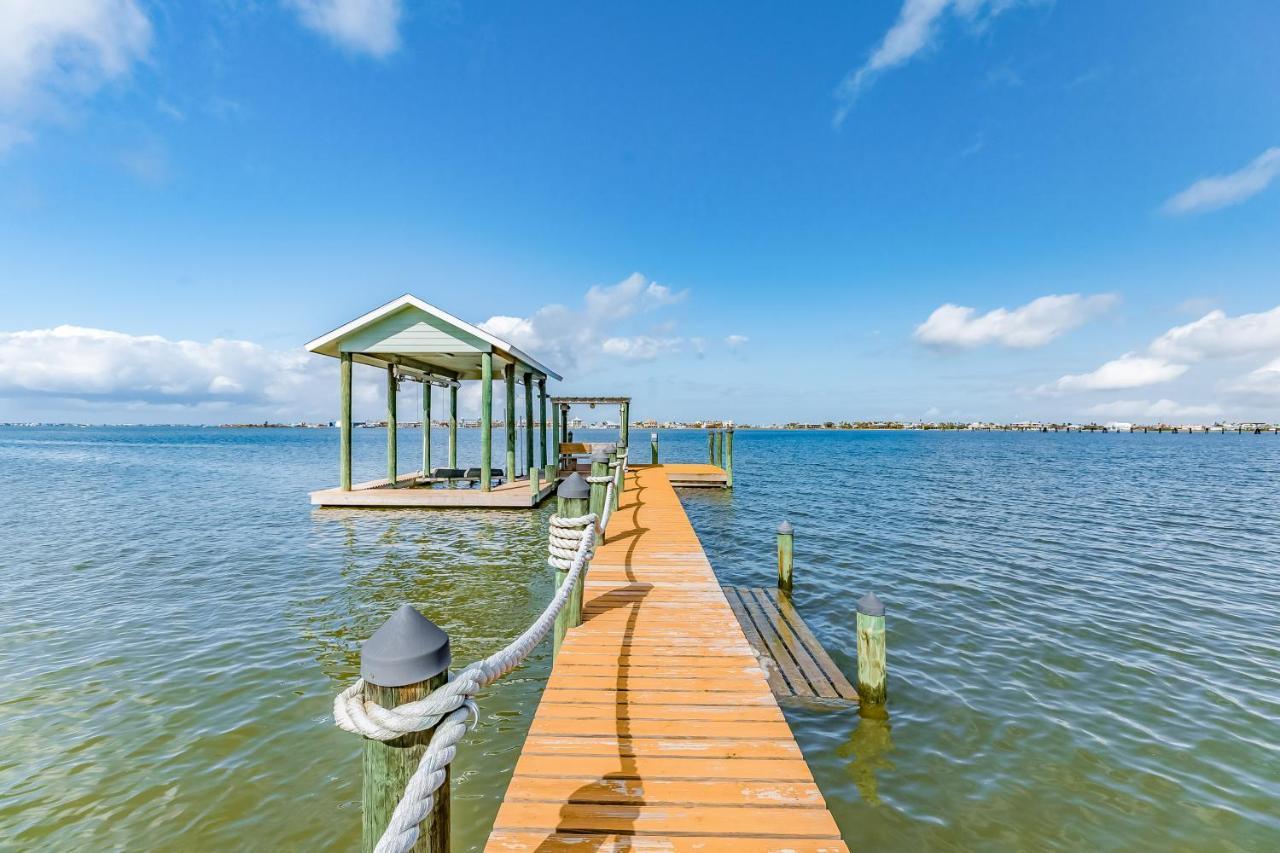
[548,513,596,570]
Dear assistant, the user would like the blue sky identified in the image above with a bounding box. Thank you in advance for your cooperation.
[2,1,1279,424]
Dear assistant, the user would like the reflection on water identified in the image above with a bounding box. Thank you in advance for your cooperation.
[2,426,1279,850]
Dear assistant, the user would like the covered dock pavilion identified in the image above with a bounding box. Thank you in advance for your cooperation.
[306,294,563,508]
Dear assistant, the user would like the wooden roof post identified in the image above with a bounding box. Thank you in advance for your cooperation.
[538,377,548,474]
[523,371,534,479]
[340,352,352,491]
[386,365,398,486]
[550,401,560,478]
[448,384,458,468]
[421,381,431,479]
[480,353,493,492]
[504,364,516,481]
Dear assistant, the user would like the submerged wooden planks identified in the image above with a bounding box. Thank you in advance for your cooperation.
[723,588,858,702]
[486,466,847,852]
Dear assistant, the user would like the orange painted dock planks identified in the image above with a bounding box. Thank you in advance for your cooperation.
[485,465,848,851]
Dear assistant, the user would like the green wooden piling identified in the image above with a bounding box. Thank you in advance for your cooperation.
[718,429,726,470]
[538,377,548,471]
[504,364,516,481]
[448,385,458,468]
[421,382,431,479]
[340,352,353,490]
[588,448,609,523]
[707,429,714,463]
[530,465,540,500]
[620,401,629,450]
[650,431,659,465]
[725,425,734,487]
[777,521,794,592]
[553,474,591,659]
[360,605,451,853]
[480,354,493,492]
[606,445,619,512]
[856,592,887,704]
[386,365,398,485]
[550,402,561,480]
[523,372,534,478]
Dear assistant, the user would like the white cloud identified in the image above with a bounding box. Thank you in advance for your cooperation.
[479,273,690,369]
[1162,147,1280,215]
[1229,357,1280,397]
[0,0,151,151]
[287,0,402,58]
[1054,354,1188,391]
[1085,399,1222,420]
[833,0,1029,126]
[915,293,1116,349]
[725,334,748,347]
[1150,306,1280,361]
[0,325,322,407]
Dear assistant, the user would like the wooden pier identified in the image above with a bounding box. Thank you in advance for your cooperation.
[486,464,848,851]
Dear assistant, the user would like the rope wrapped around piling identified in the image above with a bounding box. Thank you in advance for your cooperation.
[332,512,597,853]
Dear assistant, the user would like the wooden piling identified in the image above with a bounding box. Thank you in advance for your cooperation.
[707,429,714,463]
[523,372,534,478]
[606,445,619,511]
[448,385,458,468]
[650,431,659,464]
[538,377,548,471]
[360,605,452,853]
[421,381,431,478]
[480,354,493,492]
[777,521,794,592]
[386,365,398,485]
[620,401,629,451]
[550,402,560,480]
[719,429,726,470]
[588,449,609,523]
[855,592,887,704]
[340,352,353,491]
[554,474,591,659]
[725,425,735,487]
[504,364,516,480]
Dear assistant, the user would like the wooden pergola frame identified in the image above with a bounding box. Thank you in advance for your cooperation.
[549,396,632,463]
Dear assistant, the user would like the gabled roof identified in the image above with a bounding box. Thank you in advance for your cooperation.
[305,294,561,382]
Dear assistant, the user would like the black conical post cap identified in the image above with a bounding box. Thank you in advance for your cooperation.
[558,471,590,499]
[361,604,451,687]
[857,592,885,617]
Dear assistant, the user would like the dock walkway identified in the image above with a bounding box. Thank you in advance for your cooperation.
[486,465,848,851]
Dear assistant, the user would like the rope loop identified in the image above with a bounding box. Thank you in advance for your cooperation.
[333,510,598,853]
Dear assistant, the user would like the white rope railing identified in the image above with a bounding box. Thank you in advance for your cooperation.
[333,512,597,853]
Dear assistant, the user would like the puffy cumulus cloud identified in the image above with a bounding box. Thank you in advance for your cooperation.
[1229,357,1280,397]
[1052,353,1188,392]
[833,0,1033,127]
[915,293,1116,349]
[1162,147,1280,216]
[0,0,151,151]
[479,273,691,369]
[286,0,402,58]
[0,325,327,409]
[1084,399,1223,420]
[1150,306,1280,362]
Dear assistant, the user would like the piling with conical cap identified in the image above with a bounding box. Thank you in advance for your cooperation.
[360,604,452,853]
[776,521,794,592]
[553,473,591,659]
[855,592,887,705]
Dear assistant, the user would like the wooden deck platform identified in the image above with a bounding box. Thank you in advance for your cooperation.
[310,472,557,508]
[486,465,848,852]
[723,588,858,702]
[657,462,729,489]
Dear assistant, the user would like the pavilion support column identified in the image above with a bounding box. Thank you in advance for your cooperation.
[538,378,548,472]
[421,382,431,478]
[561,405,569,443]
[523,372,534,479]
[550,402,561,477]
[386,365,398,486]
[620,401,629,451]
[504,364,517,480]
[339,353,353,490]
[480,354,493,492]
[448,385,458,468]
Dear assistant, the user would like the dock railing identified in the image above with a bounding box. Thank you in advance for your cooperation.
[331,459,630,853]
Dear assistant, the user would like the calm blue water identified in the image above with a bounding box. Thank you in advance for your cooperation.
[1,426,1277,850]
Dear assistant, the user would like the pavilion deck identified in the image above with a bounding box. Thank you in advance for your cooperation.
[485,464,847,851]
[310,472,557,508]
